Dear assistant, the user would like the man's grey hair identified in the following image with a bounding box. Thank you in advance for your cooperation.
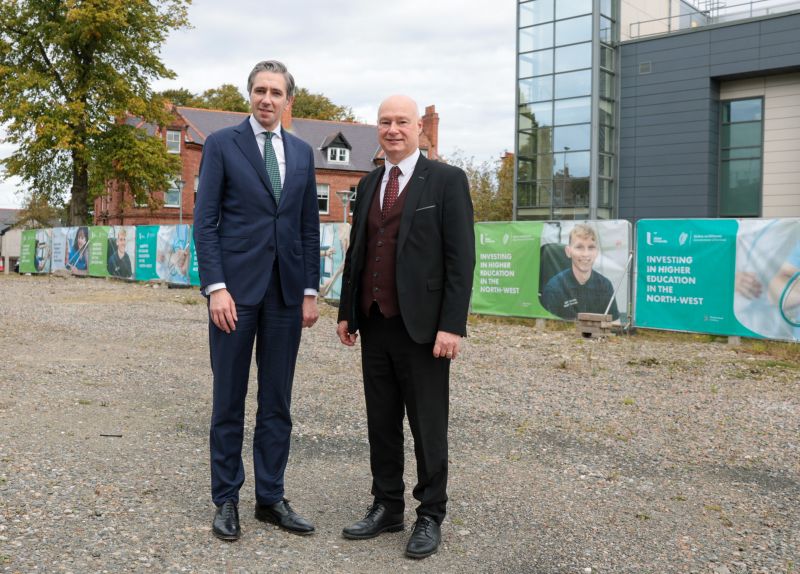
[247,60,296,98]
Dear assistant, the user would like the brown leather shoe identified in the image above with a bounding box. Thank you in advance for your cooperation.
[254,499,315,535]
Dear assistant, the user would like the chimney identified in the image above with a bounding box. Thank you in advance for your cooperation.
[282,100,293,131]
[421,105,439,159]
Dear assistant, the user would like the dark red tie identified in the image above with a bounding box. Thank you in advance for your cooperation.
[382,166,401,219]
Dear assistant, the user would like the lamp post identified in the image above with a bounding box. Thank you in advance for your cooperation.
[176,179,185,227]
[335,189,356,224]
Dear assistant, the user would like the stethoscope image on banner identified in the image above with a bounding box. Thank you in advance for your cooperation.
[738,219,800,328]
[167,225,190,278]
[779,270,800,327]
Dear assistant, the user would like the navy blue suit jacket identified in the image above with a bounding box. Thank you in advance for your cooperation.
[193,118,320,307]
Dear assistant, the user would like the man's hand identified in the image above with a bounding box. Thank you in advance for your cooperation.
[209,288,237,334]
[433,330,462,360]
[302,295,319,328]
[337,320,358,346]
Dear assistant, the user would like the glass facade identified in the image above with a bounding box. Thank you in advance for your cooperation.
[719,98,763,217]
[516,0,618,220]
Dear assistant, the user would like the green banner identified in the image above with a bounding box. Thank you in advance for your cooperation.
[136,226,159,281]
[19,230,39,274]
[636,220,739,334]
[88,226,110,277]
[472,222,543,317]
[472,221,632,320]
[632,219,800,341]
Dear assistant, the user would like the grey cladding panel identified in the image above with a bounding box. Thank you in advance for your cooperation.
[760,14,800,33]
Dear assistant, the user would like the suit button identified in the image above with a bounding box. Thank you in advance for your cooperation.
[373,287,379,292]
[375,257,381,262]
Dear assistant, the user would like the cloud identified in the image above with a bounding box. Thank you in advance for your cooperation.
[2,0,516,208]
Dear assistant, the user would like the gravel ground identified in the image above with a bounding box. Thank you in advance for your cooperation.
[0,273,798,574]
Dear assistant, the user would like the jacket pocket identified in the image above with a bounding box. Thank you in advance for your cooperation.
[427,277,443,291]
[220,236,249,252]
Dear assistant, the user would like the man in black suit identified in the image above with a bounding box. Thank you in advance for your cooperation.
[336,95,475,559]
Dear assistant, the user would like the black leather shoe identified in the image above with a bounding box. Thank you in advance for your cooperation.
[405,515,440,559]
[212,500,240,541]
[254,499,315,535]
[342,503,404,540]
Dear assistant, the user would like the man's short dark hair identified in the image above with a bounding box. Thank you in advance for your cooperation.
[247,60,295,98]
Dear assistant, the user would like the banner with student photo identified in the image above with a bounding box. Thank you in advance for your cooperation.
[634,218,800,342]
[63,226,91,276]
[19,229,52,274]
[538,220,631,322]
[471,220,631,321]
[105,225,137,280]
[318,222,350,301]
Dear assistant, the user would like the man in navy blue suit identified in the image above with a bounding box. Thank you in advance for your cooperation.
[193,60,320,541]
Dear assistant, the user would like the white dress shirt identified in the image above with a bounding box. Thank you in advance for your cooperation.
[249,115,286,185]
[380,148,421,209]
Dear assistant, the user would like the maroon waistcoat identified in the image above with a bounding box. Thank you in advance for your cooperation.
[360,179,410,317]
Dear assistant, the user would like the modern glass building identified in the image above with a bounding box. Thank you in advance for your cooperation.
[515,0,800,221]
[515,0,619,220]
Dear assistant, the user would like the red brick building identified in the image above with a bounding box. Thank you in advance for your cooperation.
[95,104,440,225]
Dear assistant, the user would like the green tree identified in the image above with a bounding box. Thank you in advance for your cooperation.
[158,87,198,107]
[193,83,248,112]
[447,151,514,222]
[0,0,190,225]
[292,87,355,122]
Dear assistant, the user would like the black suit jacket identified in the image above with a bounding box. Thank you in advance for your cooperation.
[338,155,475,344]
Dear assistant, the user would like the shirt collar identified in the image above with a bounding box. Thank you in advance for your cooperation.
[385,148,420,176]
[249,114,283,139]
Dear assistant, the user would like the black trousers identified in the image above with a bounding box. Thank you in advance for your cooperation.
[358,305,450,524]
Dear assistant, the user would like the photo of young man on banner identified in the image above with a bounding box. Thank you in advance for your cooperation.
[539,221,629,322]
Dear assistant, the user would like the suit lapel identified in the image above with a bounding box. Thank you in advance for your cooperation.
[357,167,383,234]
[397,156,430,255]
[233,118,272,195]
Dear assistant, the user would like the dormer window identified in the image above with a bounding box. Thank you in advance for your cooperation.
[327,147,349,163]
[321,132,352,164]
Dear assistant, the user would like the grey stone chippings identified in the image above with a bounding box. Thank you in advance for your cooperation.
[0,275,798,573]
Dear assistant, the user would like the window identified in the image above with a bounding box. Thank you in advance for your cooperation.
[166,130,181,154]
[555,42,591,73]
[720,98,762,217]
[317,183,330,214]
[164,180,181,207]
[327,147,349,163]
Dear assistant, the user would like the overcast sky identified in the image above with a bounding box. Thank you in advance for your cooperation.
[0,0,517,208]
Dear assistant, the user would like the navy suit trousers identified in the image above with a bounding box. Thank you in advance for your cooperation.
[208,266,302,506]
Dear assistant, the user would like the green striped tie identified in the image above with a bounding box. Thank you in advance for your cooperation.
[264,131,282,204]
